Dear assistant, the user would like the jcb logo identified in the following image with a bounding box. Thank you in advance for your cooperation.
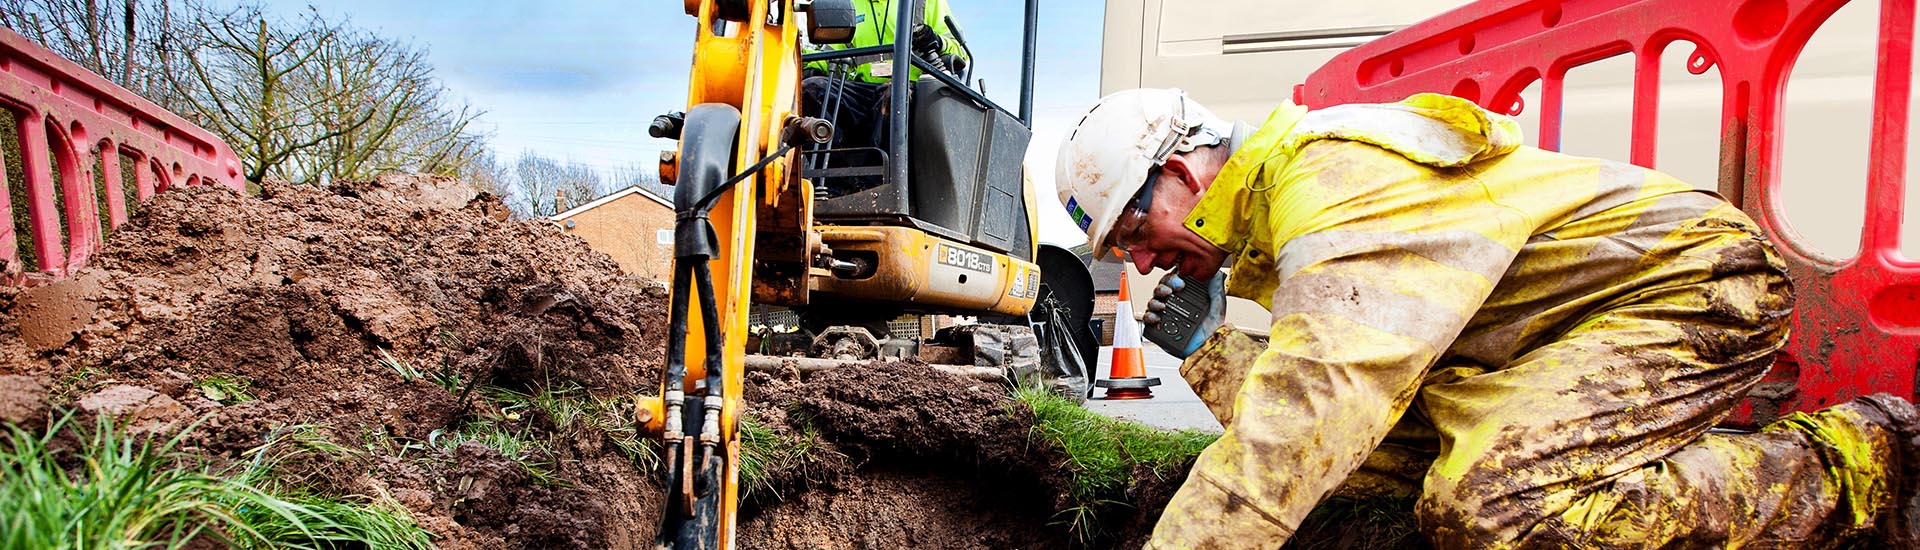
[939,245,994,274]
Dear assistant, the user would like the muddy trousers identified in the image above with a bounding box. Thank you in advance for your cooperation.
[1161,266,1902,548]
[1401,266,1900,548]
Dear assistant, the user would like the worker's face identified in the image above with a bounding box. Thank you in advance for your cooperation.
[1108,154,1229,278]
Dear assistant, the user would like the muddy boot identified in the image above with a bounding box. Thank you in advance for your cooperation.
[1855,393,1920,547]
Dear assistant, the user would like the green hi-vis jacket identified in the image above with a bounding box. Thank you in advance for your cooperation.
[802,0,968,84]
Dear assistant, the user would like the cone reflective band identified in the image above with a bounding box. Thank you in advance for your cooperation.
[1096,270,1160,399]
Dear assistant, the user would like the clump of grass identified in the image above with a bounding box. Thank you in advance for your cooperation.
[231,491,435,550]
[0,413,434,550]
[233,427,433,549]
[587,396,662,472]
[275,425,360,460]
[1016,385,1215,498]
[1013,384,1218,544]
[738,412,819,500]
[378,348,462,393]
[196,374,255,405]
[48,364,106,402]
[378,348,423,381]
[488,383,661,471]
[428,419,558,485]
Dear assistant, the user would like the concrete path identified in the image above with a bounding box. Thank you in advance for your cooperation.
[1084,344,1224,433]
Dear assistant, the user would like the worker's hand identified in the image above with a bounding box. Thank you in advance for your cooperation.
[1142,270,1227,359]
[911,24,946,54]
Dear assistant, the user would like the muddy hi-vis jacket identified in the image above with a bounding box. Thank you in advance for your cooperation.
[1152,94,1795,546]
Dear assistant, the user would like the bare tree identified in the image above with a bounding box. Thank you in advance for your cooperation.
[285,24,486,184]
[2,0,153,89]
[459,150,509,197]
[5,0,503,194]
[609,160,674,203]
[504,152,605,218]
[160,2,486,186]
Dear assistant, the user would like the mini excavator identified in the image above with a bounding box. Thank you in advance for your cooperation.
[639,0,1085,547]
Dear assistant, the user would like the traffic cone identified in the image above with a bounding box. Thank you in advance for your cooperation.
[1096,271,1161,399]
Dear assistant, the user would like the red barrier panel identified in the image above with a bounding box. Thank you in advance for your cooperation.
[0,26,244,285]
[1297,0,1920,426]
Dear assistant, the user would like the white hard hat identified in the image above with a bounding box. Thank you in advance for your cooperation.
[1055,88,1231,259]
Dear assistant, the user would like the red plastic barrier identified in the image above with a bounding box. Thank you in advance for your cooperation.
[1297,0,1920,425]
[0,26,244,285]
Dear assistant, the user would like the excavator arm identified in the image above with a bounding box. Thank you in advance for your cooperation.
[642,0,1066,546]
[642,0,820,547]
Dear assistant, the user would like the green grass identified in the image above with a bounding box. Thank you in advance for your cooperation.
[195,374,255,405]
[230,491,435,550]
[0,413,435,550]
[1013,384,1218,544]
[488,383,660,472]
[48,365,107,402]
[428,419,558,485]
[738,413,819,500]
[1015,385,1216,499]
[379,349,462,394]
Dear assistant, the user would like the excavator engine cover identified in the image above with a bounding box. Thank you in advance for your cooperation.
[909,78,1033,261]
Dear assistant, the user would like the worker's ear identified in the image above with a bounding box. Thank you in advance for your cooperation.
[1161,154,1207,196]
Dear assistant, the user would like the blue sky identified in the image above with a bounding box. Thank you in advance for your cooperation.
[277,0,1101,245]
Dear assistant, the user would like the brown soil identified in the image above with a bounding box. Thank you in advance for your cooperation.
[0,176,1419,549]
[0,178,1086,549]
[0,177,671,548]
[740,362,1069,548]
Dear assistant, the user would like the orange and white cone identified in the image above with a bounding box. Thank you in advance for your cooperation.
[1096,271,1161,400]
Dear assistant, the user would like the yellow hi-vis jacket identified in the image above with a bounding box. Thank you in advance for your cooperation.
[801,0,967,84]
[1155,93,1780,547]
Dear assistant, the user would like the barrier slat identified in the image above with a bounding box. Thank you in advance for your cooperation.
[1301,0,1920,425]
[0,26,244,285]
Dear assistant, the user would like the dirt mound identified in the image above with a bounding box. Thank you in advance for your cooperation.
[0,178,1123,549]
[1,178,669,547]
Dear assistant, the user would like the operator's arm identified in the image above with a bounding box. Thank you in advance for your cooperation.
[804,54,828,76]
[926,0,968,64]
[1150,140,1531,548]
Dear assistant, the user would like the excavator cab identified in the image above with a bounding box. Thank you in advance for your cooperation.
[805,78,1034,263]
[789,0,1100,391]
[790,1,1047,321]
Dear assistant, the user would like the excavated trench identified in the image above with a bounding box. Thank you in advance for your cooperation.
[0,177,1416,549]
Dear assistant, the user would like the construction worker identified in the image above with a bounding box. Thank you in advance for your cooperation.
[800,0,969,195]
[1054,88,1920,548]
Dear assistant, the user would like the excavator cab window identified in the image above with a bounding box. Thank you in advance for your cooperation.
[797,3,1038,262]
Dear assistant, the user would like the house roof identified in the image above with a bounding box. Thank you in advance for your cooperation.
[1089,259,1127,292]
[1061,242,1130,292]
[551,186,673,220]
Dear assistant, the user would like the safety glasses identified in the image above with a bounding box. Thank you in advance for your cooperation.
[1104,167,1159,262]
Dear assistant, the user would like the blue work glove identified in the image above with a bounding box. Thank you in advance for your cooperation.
[1141,270,1227,358]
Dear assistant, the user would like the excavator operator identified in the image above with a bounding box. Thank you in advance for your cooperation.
[1054,88,1920,548]
[800,0,969,195]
